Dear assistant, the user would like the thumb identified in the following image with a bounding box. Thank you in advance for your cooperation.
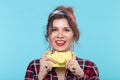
[42,51,52,58]
[46,55,57,64]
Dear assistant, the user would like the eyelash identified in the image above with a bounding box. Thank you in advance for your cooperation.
[64,29,70,32]
[51,28,57,31]
[51,28,70,32]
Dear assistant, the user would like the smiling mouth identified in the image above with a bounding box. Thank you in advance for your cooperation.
[55,40,66,46]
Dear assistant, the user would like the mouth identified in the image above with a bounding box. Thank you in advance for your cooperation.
[55,40,66,46]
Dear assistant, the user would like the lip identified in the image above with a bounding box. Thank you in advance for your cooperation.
[55,40,66,46]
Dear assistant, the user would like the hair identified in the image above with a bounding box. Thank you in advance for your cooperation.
[45,6,80,42]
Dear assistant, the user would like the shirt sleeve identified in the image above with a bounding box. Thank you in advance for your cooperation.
[77,58,100,80]
[82,73,100,80]
[24,60,39,80]
[82,61,100,80]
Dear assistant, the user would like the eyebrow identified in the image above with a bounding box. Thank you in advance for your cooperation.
[52,26,70,28]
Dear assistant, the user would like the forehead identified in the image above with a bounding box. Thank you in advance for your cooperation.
[52,18,70,28]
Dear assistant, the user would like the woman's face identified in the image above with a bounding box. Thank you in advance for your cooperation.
[48,18,74,52]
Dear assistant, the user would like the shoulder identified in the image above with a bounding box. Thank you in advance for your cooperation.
[76,57,99,77]
[25,59,40,79]
[27,59,40,69]
[26,59,40,73]
[28,59,40,65]
[76,57,97,67]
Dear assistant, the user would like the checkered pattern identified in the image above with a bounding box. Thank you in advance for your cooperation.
[25,57,100,80]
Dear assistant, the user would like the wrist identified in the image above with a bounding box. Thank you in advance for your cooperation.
[38,72,45,80]
[77,70,84,78]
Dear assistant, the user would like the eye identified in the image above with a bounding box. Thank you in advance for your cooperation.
[64,28,70,32]
[51,28,57,32]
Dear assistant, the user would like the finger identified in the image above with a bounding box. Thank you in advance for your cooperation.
[40,58,53,72]
[41,55,57,64]
[69,65,76,73]
[45,55,57,63]
[66,60,74,69]
[43,63,51,72]
[40,64,48,73]
[71,52,76,60]
[65,60,71,69]
[42,51,52,58]
[46,62,52,71]
[67,61,72,69]
[45,65,50,72]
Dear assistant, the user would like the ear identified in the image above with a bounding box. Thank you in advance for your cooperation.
[46,37,49,41]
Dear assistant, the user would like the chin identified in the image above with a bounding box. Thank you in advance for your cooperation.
[54,48,70,52]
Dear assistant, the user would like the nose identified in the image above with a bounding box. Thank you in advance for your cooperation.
[57,31,64,38]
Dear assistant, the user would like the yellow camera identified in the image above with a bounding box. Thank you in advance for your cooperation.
[46,51,73,67]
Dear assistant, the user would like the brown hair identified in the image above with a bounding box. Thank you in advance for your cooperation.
[46,6,80,42]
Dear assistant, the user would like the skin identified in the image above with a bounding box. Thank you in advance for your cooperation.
[38,18,84,80]
[49,18,74,52]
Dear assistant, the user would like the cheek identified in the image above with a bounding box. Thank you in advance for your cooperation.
[49,34,56,43]
[49,33,56,39]
[66,34,74,42]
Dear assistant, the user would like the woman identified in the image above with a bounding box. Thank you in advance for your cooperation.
[25,6,100,80]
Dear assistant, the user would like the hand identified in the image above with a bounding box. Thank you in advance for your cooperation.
[65,52,84,78]
[38,51,56,80]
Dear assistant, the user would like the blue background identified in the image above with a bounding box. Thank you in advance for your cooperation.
[0,0,120,80]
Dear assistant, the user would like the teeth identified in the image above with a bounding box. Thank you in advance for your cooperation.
[56,41,65,44]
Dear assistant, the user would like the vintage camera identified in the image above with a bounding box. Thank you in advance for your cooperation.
[46,51,73,67]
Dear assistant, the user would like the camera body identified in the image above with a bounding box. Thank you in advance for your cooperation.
[46,51,73,67]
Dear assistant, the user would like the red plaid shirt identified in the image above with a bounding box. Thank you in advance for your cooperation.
[25,57,100,80]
